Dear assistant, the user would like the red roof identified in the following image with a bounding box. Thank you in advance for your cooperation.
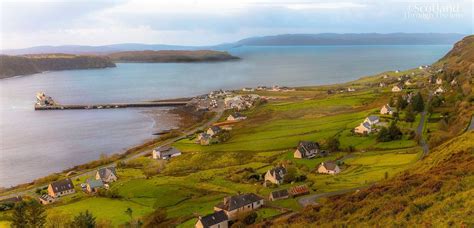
[289,185,310,195]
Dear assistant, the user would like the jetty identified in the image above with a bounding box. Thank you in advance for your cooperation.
[34,92,190,111]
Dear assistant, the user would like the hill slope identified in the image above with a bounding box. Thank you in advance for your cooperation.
[0,54,116,79]
[271,132,473,227]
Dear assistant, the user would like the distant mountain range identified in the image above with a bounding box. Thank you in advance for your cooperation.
[1,33,466,55]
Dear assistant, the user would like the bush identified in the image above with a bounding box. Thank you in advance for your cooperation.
[243,212,258,225]
[326,137,340,152]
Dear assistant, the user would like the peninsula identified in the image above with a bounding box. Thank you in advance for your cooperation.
[108,50,239,63]
[0,54,116,79]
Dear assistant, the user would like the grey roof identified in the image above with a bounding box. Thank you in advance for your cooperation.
[39,194,53,201]
[297,141,320,157]
[50,179,74,193]
[199,210,228,227]
[209,126,222,133]
[270,189,289,199]
[97,167,117,180]
[362,122,371,129]
[268,167,287,181]
[367,115,379,122]
[215,193,263,211]
[156,146,181,157]
[321,161,338,171]
[87,179,104,189]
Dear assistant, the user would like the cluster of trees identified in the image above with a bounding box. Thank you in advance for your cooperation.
[390,92,424,123]
[376,122,403,142]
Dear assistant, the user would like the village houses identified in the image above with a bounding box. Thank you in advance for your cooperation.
[264,166,287,186]
[47,178,75,198]
[96,167,118,183]
[318,161,341,175]
[380,104,393,115]
[39,194,55,205]
[195,210,229,228]
[153,146,181,160]
[214,193,264,220]
[294,141,322,159]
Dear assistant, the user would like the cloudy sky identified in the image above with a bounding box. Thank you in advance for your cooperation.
[0,0,472,49]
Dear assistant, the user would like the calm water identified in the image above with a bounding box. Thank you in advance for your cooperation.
[0,45,451,187]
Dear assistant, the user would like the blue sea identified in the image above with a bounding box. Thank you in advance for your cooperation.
[0,45,452,187]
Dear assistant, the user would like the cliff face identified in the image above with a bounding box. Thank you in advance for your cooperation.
[108,50,239,63]
[0,54,116,79]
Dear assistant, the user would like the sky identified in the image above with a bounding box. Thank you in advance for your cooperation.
[0,0,472,49]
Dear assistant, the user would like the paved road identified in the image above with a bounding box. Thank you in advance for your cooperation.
[417,93,433,159]
[468,116,474,131]
[0,103,226,201]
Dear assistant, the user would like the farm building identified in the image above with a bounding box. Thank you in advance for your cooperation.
[153,146,181,160]
[39,195,55,205]
[269,189,289,201]
[288,185,310,197]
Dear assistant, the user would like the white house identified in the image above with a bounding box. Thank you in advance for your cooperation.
[392,85,403,92]
[264,167,287,186]
[207,126,222,136]
[96,167,118,183]
[436,78,443,85]
[227,113,247,121]
[317,161,341,175]
[354,122,372,134]
[364,116,380,125]
[380,104,393,115]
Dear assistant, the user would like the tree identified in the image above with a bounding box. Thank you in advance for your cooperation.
[405,106,416,122]
[388,122,403,140]
[143,208,167,227]
[389,96,395,107]
[11,202,28,228]
[326,137,340,152]
[283,166,297,183]
[396,94,408,110]
[26,200,46,228]
[412,92,424,112]
[242,212,258,225]
[72,210,96,228]
[376,127,391,142]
